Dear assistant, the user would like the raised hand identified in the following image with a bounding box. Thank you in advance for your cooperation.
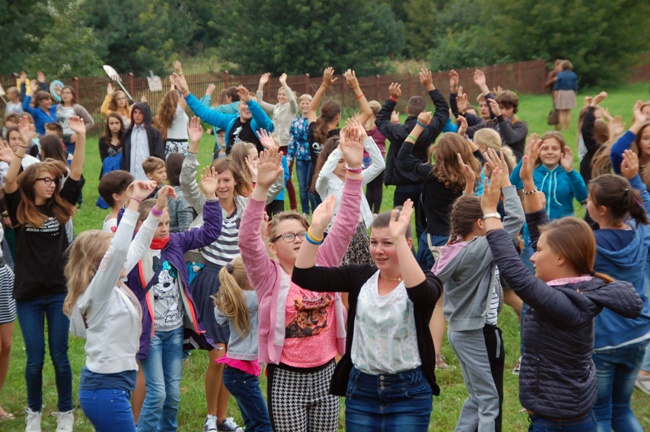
[417,111,432,127]
[200,166,219,199]
[457,153,476,193]
[389,199,414,240]
[188,116,203,148]
[391,110,400,123]
[340,126,364,169]
[18,115,32,146]
[257,129,277,149]
[612,115,625,135]
[310,195,337,235]
[30,80,39,93]
[620,149,639,180]
[257,146,284,189]
[633,100,646,124]
[481,167,505,213]
[173,60,183,74]
[419,68,434,91]
[473,69,488,91]
[106,82,114,96]
[68,116,86,135]
[487,98,501,116]
[389,82,402,99]
[521,134,541,184]
[170,73,190,96]
[344,69,359,89]
[560,145,574,172]
[457,115,468,137]
[346,117,368,142]
[36,71,46,83]
[259,72,270,87]
[322,67,337,88]
[483,148,510,185]
[279,73,288,86]
[245,154,258,181]
[155,185,176,210]
[0,140,14,162]
[237,85,250,102]
[449,70,459,93]
[456,90,469,114]
[592,91,607,106]
[130,180,158,202]
[491,85,503,94]
[205,83,216,96]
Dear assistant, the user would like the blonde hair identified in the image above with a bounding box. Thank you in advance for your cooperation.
[63,230,113,315]
[214,256,252,338]
[473,129,516,171]
[299,94,313,103]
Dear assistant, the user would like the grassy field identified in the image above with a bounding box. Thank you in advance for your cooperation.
[1,83,649,431]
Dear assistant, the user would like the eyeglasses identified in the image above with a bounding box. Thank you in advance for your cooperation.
[36,177,56,185]
[271,231,307,243]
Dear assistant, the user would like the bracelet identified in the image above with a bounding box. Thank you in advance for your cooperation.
[307,228,324,242]
[345,165,363,174]
[522,188,538,195]
[483,212,501,220]
[131,197,142,204]
[306,229,324,245]
[356,93,364,100]
[407,134,417,142]
[187,150,197,155]
[150,207,163,217]
[416,121,426,128]
[389,96,397,103]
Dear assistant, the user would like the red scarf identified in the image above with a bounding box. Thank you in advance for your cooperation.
[150,236,170,250]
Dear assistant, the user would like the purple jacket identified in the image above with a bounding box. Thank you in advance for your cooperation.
[127,199,222,359]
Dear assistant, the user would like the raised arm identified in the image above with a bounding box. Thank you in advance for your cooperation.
[559,146,588,202]
[347,117,385,185]
[395,111,434,182]
[620,150,650,215]
[171,73,232,129]
[280,73,299,115]
[255,73,275,115]
[67,116,86,181]
[420,68,450,134]
[344,70,373,125]
[611,101,647,173]
[180,117,207,212]
[375,83,406,142]
[482,148,525,236]
[176,169,223,251]
[308,67,337,124]
[5,115,32,194]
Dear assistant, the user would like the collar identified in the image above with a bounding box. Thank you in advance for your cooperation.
[546,275,593,286]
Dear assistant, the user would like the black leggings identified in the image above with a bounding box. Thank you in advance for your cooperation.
[365,171,384,214]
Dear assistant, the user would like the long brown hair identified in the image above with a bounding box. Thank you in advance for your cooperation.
[214,256,252,338]
[589,174,649,226]
[103,112,125,143]
[430,133,481,193]
[16,160,75,227]
[448,195,482,242]
[314,100,341,145]
[229,142,258,187]
[210,157,252,197]
[310,136,340,193]
[108,90,128,112]
[153,90,181,140]
[63,230,113,315]
[539,217,613,283]
[40,135,68,164]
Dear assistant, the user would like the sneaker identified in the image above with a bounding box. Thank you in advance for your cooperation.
[435,354,455,370]
[218,417,243,432]
[52,410,74,432]
[204,415,218,432]
[25,408,42,432]
[512,356,522,375]
[636,374,650,396]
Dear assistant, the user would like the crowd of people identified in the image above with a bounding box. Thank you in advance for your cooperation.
[0,62,649,432]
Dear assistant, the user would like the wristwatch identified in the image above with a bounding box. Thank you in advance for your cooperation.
[483,212,501,220]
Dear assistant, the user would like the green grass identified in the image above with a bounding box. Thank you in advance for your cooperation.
[1,83,650,431]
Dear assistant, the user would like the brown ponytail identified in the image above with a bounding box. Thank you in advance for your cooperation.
[314,100,341,145]
[589,174,649,227]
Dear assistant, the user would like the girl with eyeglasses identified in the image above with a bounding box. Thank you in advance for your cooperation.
[2,115,87,431]
[101,82,132,127]
[238,127,363,432]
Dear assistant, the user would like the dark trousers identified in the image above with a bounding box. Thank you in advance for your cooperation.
[393,183,424,239]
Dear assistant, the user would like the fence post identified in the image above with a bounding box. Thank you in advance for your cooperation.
[128,73,134,97]
[224,71,229,88]
[305,73,310,94]
[74,77,79,101]
[407,73,412,99]
[375,75,380,100]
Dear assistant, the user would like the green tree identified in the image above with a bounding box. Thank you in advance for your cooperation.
[0,0,50,74]
[220,0,404,76]
[24,0,103,78]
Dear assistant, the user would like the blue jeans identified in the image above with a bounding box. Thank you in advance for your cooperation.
[223,366,272,432]
[416,232,447,272]
[593,340,648,432]
[345,366,432,432]
[80,389,136,432]
[295,159,312,214]
[641,255,650,373]
[138,327,184,432]
[16,293,72,412]
[528,413,596,431]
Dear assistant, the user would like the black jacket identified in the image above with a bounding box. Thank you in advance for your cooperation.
[292,264,443,397]
[120,102,165,173]
[486,209,642,419]
[376,89,449,186]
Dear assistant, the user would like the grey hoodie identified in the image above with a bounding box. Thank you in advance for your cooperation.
[434,185,524,331]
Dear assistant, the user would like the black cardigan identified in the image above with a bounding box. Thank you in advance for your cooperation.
[292,264,443,397]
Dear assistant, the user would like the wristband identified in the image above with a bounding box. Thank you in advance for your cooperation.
[306,229,324,245]
[187,150,197,155]
[416,121,426,128]
[407,134,417,142]
[483,212,501,220]
[389,97,397,103]
[151,207,163,217]
[522,188,539,195]
[345,165,363,174]
[356,93,364,100]
[131,197,142,204]
[307,228,324,242]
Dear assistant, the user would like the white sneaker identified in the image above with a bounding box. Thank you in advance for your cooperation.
[25,408,42,432]
[52,410,74,432]
[204,415,218,432]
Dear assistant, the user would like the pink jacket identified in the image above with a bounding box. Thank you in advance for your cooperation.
[239,177,362,365]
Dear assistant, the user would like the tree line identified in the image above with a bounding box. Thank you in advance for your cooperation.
[1,0,647,87]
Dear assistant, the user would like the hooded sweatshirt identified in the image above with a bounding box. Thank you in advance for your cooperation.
[434,185,524,331]
[593,174,650,349]
[120,102,165,175]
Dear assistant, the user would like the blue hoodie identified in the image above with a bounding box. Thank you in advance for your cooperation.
[593,174,650,349]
